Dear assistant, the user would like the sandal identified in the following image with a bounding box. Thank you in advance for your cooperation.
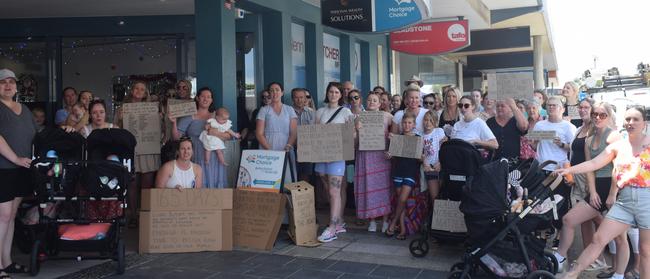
[384,227,396,237]
[395,234,406,240]
[0,271,11,279]
[3,263,28,273]
[596,267,615,279]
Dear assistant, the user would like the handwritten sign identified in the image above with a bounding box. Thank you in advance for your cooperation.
[285,182,320,247]
[526,130,557,141]
[431,200,467,233]
[123,102,161,155]
[388,134,423,159]
[233,190,286,251]
[567,105,580,120]
[297,123,355,162]
[358,111,386,151]
[141,188,233,211]
[237,150,287,192]
[167,99,197,119]
[487,72,534,101]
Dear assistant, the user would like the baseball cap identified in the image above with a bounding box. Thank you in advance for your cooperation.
[0,69,17,81]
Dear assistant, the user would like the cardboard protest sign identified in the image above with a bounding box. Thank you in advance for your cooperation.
[487,72,533,101]
[431,200,467,233]
[167,99,197,119]
[567,105,580,120]
[297,123,355,162]
[526,130,557,141]
[237,150,287,192]
[358,111,386,151]
[122,102,161,155]
[284,181,320,247]
[139,189,233,253]
[388,134,423,159]
[233,190,286,251]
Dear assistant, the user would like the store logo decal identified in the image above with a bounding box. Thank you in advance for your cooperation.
[447,24,466,42]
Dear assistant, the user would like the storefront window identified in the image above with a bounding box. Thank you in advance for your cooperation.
[291,23,306,90]
[323,33,341,89]
[0,41,49,104]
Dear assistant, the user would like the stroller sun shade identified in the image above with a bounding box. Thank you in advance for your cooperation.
[86,128,136,164]
[439,139,484,177]
[34,127,86,160]
[459,159,510,218]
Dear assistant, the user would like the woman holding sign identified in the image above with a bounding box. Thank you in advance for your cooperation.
[114,81,160,227]
[354,92,393,233]
[255,82,298,182]
[562,81,583,127]
[171,87,231,189]
[316,82,354,243]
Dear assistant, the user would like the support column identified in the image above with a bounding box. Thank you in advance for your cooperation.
[340,35,352,85]
[457,61,464,92]
[533,35,545,90]
[195,0,237,126]
[261,11,292,98]
[306,23,324,108]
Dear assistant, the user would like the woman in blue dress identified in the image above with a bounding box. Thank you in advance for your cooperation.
[171,87,232,188]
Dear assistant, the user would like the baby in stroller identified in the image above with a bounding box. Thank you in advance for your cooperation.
[27,127,135,276]
[451,154,564,279]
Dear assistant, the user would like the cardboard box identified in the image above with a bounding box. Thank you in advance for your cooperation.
[139,189,233,254]
[233,189,286,251]
[284,181,320,247]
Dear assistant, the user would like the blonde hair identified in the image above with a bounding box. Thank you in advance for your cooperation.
[588,102,617,136]
[564,81,579,96]
[443,86,461,105]
[423,110,439,127]
[123,80,150,103]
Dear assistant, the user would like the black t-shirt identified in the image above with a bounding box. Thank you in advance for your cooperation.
[439,110,460,128]
[486,117,524,160]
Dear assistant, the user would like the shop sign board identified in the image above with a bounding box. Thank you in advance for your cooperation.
[390,20,470,55]
[321,0,430,33]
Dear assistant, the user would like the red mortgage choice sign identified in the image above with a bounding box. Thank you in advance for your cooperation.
[390,20,470,55]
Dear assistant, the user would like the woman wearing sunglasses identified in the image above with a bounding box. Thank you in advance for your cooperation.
[556,106,650,279]
[450,95,498,151]
[552,102,625,274]
[348,90,364,116]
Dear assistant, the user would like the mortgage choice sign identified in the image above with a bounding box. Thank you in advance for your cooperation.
[237,150,286,192]
[322,0,430,33]
[390,20,470,55]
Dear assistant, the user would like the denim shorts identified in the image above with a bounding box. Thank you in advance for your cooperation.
[606,186,650,229]
[314,161,346,176]
[393,177,416,188]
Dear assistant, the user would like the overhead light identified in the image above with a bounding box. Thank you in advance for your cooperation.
[118,20,125,26]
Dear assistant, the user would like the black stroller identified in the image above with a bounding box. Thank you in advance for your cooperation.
[449,158,564,279]
[409,139,482,257]
[28,128,135,276]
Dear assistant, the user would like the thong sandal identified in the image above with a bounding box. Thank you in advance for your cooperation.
[395,234,406,240]
[3,263,27,274]
[384,227,396,237]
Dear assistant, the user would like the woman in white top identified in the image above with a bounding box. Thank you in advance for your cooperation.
[79,99,117,138]
[450,95,498,151]
[155,138,203,190]
[391,88,427,134]
[315,82,354,243]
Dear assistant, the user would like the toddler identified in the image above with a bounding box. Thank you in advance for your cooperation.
[199,108,240,165]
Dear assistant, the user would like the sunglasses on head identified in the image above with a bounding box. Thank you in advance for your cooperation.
[457,103,471,109]
[591,112,608,120]
[349,95,360,100]
[424,101,435,106]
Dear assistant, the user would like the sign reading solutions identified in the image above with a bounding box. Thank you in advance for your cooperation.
[390,19,470,55]
[322,0,430,33]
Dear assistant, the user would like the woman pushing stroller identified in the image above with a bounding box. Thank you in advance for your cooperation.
[556,106,650,279]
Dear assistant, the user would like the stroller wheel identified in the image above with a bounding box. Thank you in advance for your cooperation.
[543,250,559,274]
[448,270,470,279]
[116,239,125,274]
[449,262,465,273]
[409,239,429,258]
[30,240,41,276]
[526,270,555,279]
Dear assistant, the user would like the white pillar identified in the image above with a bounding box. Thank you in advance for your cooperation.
[457,61,464,92]
[533,35,545,90]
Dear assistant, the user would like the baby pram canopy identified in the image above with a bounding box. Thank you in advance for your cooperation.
[84,128,136,198]
[34,127,86,160]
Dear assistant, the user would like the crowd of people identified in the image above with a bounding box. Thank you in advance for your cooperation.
[0,66,649,278]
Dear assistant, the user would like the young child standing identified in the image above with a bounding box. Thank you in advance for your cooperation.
[385,113,420,240]
[421,110,447,204]
[199,107,240,165]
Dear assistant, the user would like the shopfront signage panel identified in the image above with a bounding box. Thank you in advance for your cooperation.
[390,20,470,55]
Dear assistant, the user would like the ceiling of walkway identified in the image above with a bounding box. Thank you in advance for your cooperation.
[0,0,194,18]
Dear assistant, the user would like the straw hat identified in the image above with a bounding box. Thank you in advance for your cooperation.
[404,75,423,87]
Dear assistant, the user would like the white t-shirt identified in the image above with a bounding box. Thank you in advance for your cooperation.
[422,128,446,166]
[316,106,354,124]
[392,108,428,134]
[450,118,495,143]
[533,120,577,170]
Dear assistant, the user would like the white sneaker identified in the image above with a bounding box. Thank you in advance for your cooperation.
[318,227,337,243]
[557,259,568,273]
[381,221,389,233]
[335,222,347,234]
[368,221,377,232]
[586,259,609,271]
